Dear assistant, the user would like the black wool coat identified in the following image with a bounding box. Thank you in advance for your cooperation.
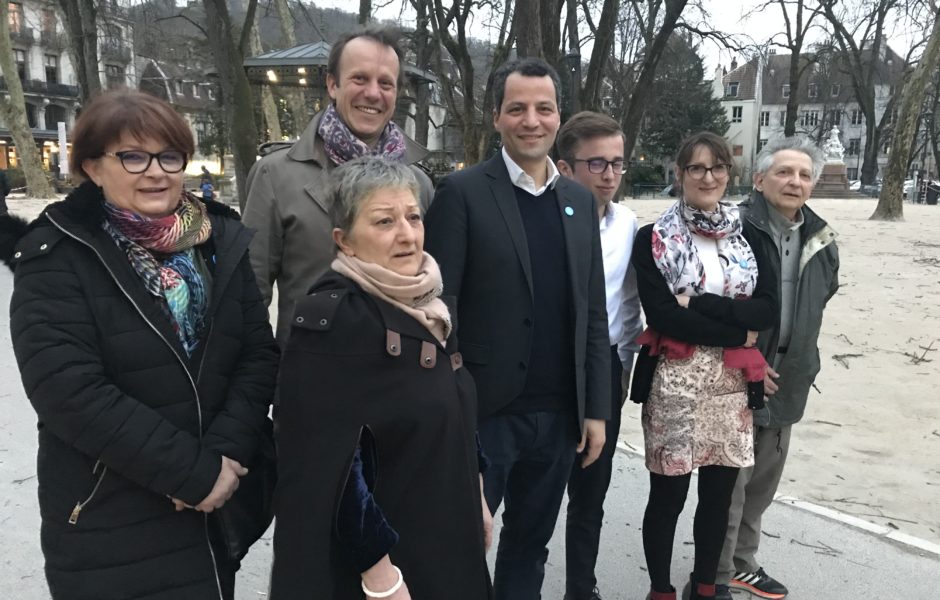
[1,182,279,600]
[271,273,492,600]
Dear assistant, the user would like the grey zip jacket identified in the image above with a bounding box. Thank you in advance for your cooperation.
[739,190,840,429]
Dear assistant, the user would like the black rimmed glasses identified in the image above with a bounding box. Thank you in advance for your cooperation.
[683,163,731,180]
[104,150,188,174]
[572,158,627,175]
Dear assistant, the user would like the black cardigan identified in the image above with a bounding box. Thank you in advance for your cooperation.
[630,223,779,404]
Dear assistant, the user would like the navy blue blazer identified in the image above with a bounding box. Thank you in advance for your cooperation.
[425,153,611,426]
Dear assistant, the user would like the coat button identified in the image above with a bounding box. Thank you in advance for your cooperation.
[13,251,21,258]
[40,244,48,251]
[296,316,305,323]
[319,318,328,326]
[389,344,398,352]
[330,293,338,298]
[424,356,433,365]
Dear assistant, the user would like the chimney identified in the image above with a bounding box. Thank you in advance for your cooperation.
[731,57,738,71]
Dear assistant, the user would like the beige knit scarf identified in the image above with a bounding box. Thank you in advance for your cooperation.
[332,252,452,344]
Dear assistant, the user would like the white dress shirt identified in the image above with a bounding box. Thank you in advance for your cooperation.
[501,147,560,196]
[600,201,643,367]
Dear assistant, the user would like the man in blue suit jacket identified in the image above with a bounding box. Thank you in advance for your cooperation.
[425,57,610,600]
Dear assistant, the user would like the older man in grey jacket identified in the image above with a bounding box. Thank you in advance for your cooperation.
[243,26,432,343]
[716,136,840,600]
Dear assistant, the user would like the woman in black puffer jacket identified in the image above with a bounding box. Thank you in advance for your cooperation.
[0,90,278,599]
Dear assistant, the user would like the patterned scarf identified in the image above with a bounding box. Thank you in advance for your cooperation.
[332,251,452,344]
[651,198,758,299]
[318,103,407,166]
[102,193,212,356]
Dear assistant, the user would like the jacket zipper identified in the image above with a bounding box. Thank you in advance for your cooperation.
[48,214,225,600]
[68,460,108,524]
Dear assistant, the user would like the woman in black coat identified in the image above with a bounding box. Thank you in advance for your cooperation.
[271,156,492,600]
[0,91,278,599]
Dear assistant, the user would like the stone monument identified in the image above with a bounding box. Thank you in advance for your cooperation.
[815,126,850,195]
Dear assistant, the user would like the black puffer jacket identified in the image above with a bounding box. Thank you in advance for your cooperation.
[1,182,279,599]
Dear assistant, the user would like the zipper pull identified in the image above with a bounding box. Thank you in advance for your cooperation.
[69,502,82,525]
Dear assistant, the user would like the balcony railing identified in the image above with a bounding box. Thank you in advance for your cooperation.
[0,77,79,98]
[40,30,68,50]
[100,42,132,63]
[10,27,35,45]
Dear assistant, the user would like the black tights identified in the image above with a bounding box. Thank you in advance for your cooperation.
[642,465,740,594]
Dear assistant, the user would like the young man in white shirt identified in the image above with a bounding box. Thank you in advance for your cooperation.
[556,111,643,600]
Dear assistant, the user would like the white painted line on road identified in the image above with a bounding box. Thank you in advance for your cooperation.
[614,440,940,558]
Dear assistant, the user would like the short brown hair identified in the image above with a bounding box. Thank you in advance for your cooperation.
[69,90,195,181]
[675,131,733,170]
[327,26,405,92]
[556,111,624,163]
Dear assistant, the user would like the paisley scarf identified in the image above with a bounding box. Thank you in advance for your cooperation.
[103,193,212,356]
[318,103,407,166]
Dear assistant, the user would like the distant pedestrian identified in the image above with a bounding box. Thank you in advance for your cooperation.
[0,168,10,215]
[631,132,778,600]
[717,136,839,600]
[201,177,215,201]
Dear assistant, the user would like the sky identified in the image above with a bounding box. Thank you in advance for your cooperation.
[311,0,919,76]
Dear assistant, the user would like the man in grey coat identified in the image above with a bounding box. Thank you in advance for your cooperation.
[243,26,432,343]
[717,136,840,600]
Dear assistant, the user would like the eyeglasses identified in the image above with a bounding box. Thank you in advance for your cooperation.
[572,158,627,175]
[104,150,188,174]
[683,163,731,180]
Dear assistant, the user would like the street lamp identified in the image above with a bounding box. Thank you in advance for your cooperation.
[565,50,581,118]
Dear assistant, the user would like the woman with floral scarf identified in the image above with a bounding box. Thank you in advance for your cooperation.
[3,90,278,599]
[630,132,779,600]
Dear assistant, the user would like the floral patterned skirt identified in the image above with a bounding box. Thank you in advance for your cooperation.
[642,345,754,476]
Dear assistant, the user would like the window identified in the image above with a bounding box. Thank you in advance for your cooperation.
[44,54,58,83]
[758,139,768,151]
[808,83,818,98]
[727,82,739,97]
[13,48,26,81]
[732,106,743,123]
[105,64,125,89]
[782,85,790,98]
[207,87,214,100]
[192,83,199,98]
[8,2,23,33]
[760,111,770,127]
[851,109,863,125]
[847,138,860,155]
[847,167,858,179]
[779,111,786,126]
[831,83,841,97]
[799,111,819,127]
[733,145,744,157]
[882,142,891,154]
[41,8,56,35]
[830,109,842,125]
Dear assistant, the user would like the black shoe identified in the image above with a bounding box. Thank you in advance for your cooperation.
[563,588,603,600]
[714,584,733,600]
[730,568,788,599]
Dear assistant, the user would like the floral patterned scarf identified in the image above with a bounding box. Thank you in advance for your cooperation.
[651,198,758,299]
[317,103,407,166]
[102,193,212,356]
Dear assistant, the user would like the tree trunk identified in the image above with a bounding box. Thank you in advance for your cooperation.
[250,24,282,141]
[621,0,688,165]
[203,0,259,209]
[273,0,309,136]
[580,0,618,110]
[57,0,102,102]
[359,0,371,24]
[872,14,940,220]
[0,1,55,197]
[784,52,801,136]
[515,0,542,58]
[411,0,432,147]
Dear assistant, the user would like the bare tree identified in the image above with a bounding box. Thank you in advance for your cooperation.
[360,0,372,24]
[57,0,102,102]
[819,0,905,184]
[515,0,542,57]
[580,0,620,110]
[273,0,310,137]
[249,21,282,141]
[0,1,55,197]
[203,0,260,209]
[874,8,940,220]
